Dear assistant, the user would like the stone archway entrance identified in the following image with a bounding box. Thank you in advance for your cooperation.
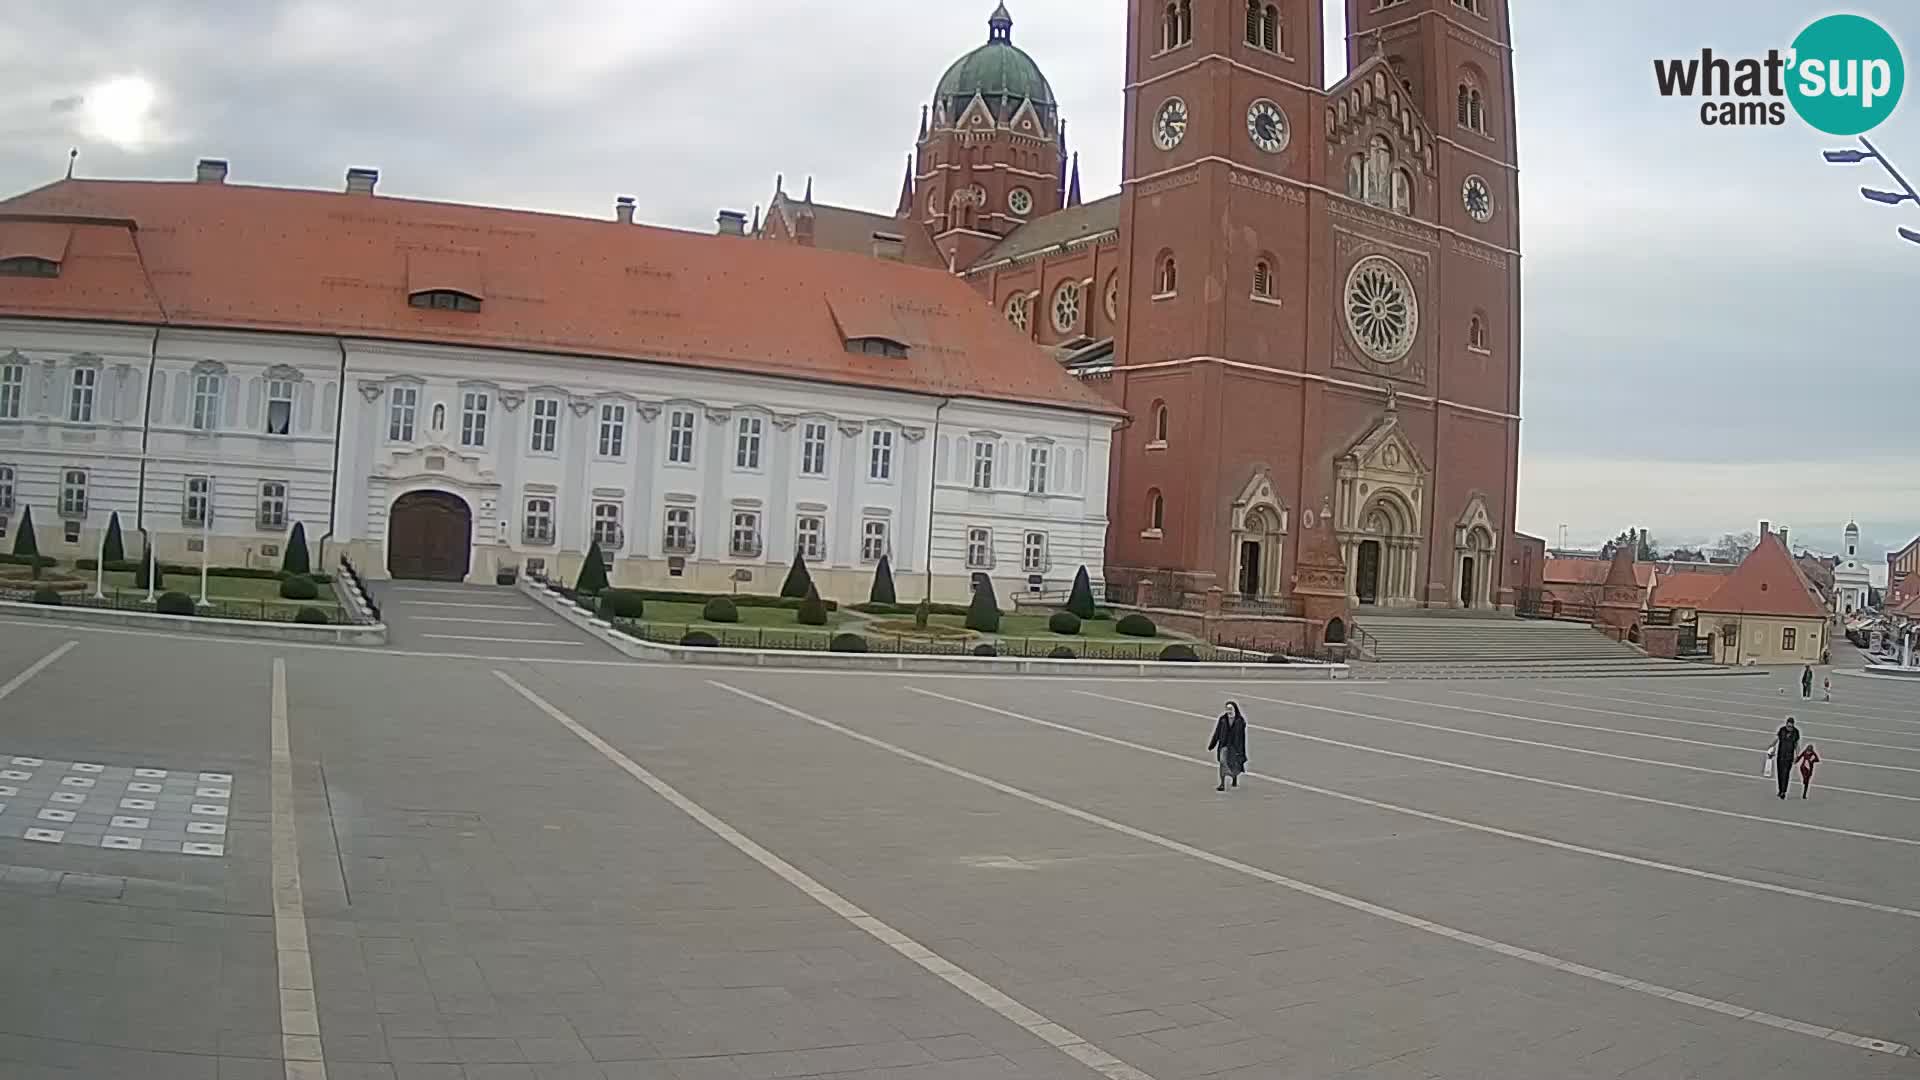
[389,490,472,581]
[1356,540,1383,605]
[1227,471,1288,601]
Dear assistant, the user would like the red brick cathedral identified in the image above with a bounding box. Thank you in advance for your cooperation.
[762,0,1521,620]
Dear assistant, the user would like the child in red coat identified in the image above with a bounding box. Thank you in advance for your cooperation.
[1797,743,1821,798]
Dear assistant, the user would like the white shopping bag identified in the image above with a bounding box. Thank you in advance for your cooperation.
[1762,747,1775,776]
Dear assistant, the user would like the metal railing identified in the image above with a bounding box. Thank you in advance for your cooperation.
[0,584,336,624]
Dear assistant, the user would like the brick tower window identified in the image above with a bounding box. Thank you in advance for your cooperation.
[1469,313,1489,351]
[1148,490,1166,533]
[1162,0,1192,51]
[1155,252,1178,297]
[1244,2,1280,52]
[1458,75,1488,134]
[1253,259,1274,299]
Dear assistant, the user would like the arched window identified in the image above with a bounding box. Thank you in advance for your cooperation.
[1156,252,1178,296]
[1165,3,1179,50]
[1149,490,1166,532]
[1154,403,1170,442]
[1365,135,1392,206]
[1456,82,1472,127]
[1252,259,1274,298]
[1179,1,1192,46]
[1391,168,1412,215]
[1469,314,1488,350]
[1469,88,1486,133]
[1164,1,1191,49]
[1346,154,1365,199]
[1262,5,1280,52]
[1458,75,1488,134]
[1245,0,1260,46]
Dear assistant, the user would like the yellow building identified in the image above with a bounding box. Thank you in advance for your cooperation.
[1698,529,1828,666]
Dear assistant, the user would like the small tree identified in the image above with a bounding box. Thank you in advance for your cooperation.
[1066,565,1096,620]
[797,584,828,626]
[575,541,609,594]
[135,540,164,590]
[781,551,814,599]
[282,522,311,577]
[12,506,39,580]
[965,576,1001,633]
[869,554,897,606]
[102,512,126,564]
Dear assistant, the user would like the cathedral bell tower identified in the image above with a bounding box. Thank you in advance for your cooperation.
[914,4,1068,270]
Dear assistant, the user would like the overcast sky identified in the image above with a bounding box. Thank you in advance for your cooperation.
[1,1,1913,572]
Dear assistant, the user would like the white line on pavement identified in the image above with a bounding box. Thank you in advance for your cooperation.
[1022,689,1920,915]
[493,672,1155,1080]
[1070,692,1919,845]
[1454,689,1920,755]
[408,616,558,626]
[271,658,325,1080]
[0,641,77,702]
[389,601,532,610]
[1219,691,1920,804]
[1601,684,1920,731]
[1537,686,1920,741]
[384,587,501,595]
[1351,691,1920,776]
[420,634,583,646]
[710,680,1908,1059]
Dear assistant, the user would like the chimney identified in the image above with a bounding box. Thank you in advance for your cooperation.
[794,212,814,247]
[345,167,379,195]
[716,210,747,236]
[871,231,905,261]
[615,196,635,225]
[1778,526,1790,549]
[1759,520,1770,537]
[195,158,229,184]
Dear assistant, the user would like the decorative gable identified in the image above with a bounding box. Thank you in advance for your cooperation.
[1007,98,1046,139]
[958,93,998,132]
[1325,55,1436,177]
[1340,413,1428,480]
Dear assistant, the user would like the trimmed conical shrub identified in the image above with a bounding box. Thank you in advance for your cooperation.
[797,584,828,626]
[282,522,311,576]
[870,554,897,606]
[102,512,126,564]
[781,551,814,599]
[964,576,1001,633]
[1066,565,1096,620]
[575,541,609,594]
[12,506,37,562]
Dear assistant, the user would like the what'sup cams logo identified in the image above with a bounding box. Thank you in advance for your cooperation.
[1654,14,1902,130]
[1656,14,1915,250]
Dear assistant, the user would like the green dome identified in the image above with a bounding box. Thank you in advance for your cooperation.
[934,5,1057,112]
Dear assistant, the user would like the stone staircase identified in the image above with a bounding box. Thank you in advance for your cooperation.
[1351,614,1737,679]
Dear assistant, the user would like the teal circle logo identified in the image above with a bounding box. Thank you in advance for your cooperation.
[1787,14,1905,135]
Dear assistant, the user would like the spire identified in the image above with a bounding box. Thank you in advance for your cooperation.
[1066,153,1082,207]
[775,173,784,197]
[750,205,761,234]
[895,156,915,217]
[988,2,1013,43]
[803,176,813,204]
[918,104,930,141]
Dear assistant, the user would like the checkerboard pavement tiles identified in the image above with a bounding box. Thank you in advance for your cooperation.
[0,754,232,856]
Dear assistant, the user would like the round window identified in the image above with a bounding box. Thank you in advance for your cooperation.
[1051,282,1083,334]
[1009,188,1033,216]
[1006,295,1029,331]
[1343,255,1419,363]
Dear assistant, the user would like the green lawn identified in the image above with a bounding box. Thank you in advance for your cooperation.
[94,570,338,610]
[631,600,850,630]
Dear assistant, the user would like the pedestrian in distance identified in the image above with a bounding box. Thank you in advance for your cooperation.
[1801,664,1814,699]
[1209,702,1248,792]
[1823,675,1831,703]
[1771,717,1801,799]
[1797,742,1821,799]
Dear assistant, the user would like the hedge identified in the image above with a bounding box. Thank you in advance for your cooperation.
[829,633,869,653]
[1047,611,1081,635]
[0,553,56,569]
[294,606,331,625]
[850,600,967,617]
[796,585,828,626]
[1158,643,1199,662]
[597,589,646,619]
[278,575,320,601]
[1116,613,1158,637]
[72,560,330,583]
[702,597,740,623]
[680,630,719,647]
[590,587,836,612]
[1265,652,1291,664]
[971,643,998,657]
[31,587,61,606]
[1048,645,1076,659]
[155,592,197,616]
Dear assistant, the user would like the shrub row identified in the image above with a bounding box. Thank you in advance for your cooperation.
[850,600,971,617]
[581,587,839,612]
[72,559,330,583]
[1116,613,1158,637]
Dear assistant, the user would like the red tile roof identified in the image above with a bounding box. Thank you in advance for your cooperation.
[1653,571,1727,609]
[1544,557,1653,588]
[0,178,1115,416]
[0,220,73,262]
[1698,531,1828,620]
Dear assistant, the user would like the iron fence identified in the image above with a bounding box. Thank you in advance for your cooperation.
[339,554,378,622]
[1,585,334,624]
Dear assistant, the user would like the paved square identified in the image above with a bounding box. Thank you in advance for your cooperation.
[0,618,1914,1080]
[0,750,233,856]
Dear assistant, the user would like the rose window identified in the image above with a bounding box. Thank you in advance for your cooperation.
[1052,282,1082,334]
[1344,255,1418,362]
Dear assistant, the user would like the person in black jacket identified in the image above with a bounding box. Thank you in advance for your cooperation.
[1773,717,1800,799]
[1801,665,1814,699]
[1209,703,1249,791]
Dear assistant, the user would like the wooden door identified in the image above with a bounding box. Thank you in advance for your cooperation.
[389,491,472,581]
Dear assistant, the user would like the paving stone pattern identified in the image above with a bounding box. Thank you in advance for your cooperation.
[0,752,231,856]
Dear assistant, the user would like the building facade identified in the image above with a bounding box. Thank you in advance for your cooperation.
[1833,521,1871,615]
[1698,528,1829,666]
[762,1,1522,626]
[0,171,1117,603]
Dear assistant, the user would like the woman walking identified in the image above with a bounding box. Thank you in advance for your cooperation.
[1209,703,1249,791]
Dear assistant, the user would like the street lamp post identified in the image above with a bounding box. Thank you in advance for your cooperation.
[198,475,213,608]
[93,518,107,599]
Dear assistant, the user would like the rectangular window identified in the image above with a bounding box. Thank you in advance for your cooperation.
[862,520,888,563]
[735,416,763,470]
[966,527,992,569]
[460,391,489,448]
[0,364,24,420]
[64,520,80,544]
[664,506,694,553]
[1023,531,1047,572]
[257,480,287,529]
[598,403,626,457]
[266,379,295,435]
[190,371,222,431]
[796,515,825,562]
[668,409,695,464]
[1027,445,1050,495]
[800,422,828,477]
[869,429,894,481]
[0,465,12,512]
[1783,627,1797,651]
[59,468,87,517]
[730,511,762,557]
[523,497,555,544]
[592,502,623,548]
[388,386,417,442]
[69,368,97,423]
[184,475,210,526]
[971,441,995,490]
[530,397,559,453]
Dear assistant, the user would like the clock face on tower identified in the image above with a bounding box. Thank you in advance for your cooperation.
[1153,98,1188,151]
[1246,99,1289,153]
[1462,175,1494,223]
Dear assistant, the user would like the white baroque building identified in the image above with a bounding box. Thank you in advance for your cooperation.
[0,164,1117,603]
[1834,521,1872,616]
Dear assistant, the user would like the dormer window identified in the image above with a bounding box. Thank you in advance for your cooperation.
[847,336,909,358]
[0,257,59,278]
[409,289,481,313]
